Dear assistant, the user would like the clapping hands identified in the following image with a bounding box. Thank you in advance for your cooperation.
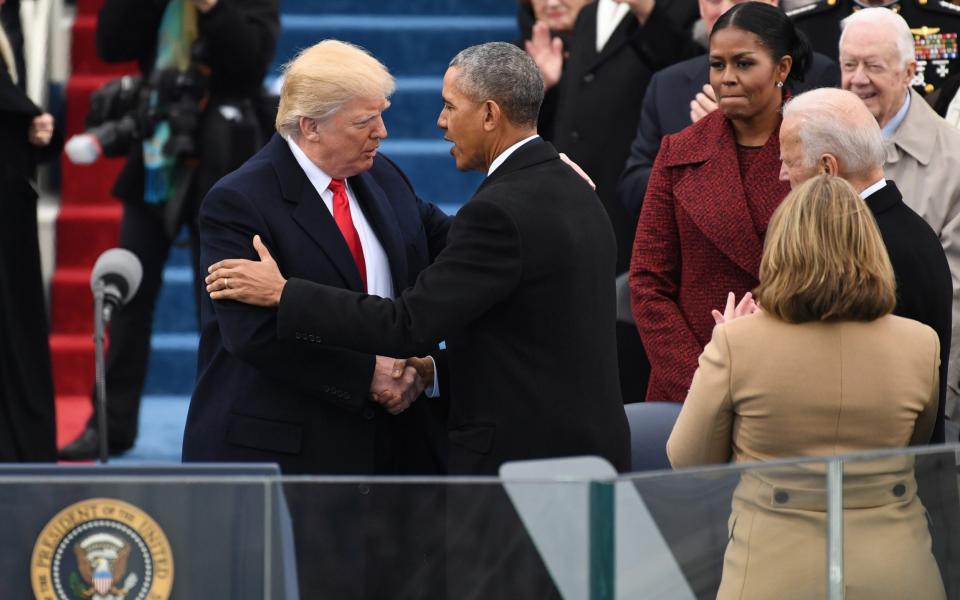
[524,21,564,89]
[711,291,761,325]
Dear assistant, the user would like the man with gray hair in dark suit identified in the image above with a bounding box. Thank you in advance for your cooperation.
[779,86,960,597]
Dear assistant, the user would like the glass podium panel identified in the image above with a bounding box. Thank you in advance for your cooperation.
[618,459,829,600]
[0,447,957,598]
[838,446,960,600]
[0,464,292,600]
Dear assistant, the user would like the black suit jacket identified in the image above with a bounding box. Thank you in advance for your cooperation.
[617,52,839,218]
[276,139,631,475]
[0,38,58,462]
[550,2,701,273]
[183,135,451,474]
[866,180,952,443]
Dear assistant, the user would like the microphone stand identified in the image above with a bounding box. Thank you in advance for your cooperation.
[92,280,110,464]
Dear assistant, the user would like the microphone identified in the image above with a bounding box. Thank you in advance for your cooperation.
[64,134,102,165]
[90,248,143,322]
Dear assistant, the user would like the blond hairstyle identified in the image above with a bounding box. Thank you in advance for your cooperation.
[755,175,896,323]
[275,40,395,138]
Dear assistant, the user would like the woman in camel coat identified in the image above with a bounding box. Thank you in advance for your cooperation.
[667,175,944,599]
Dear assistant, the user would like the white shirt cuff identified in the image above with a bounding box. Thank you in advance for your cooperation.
[425,356,440,398]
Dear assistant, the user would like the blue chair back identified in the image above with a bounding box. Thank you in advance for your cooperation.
[624,402,683,472]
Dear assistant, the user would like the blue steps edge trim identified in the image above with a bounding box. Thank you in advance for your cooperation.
[111,395,190,464]
[281,15,516,31]
[265,76,442,91]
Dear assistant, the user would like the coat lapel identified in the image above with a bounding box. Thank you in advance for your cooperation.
[475,138,557,195]
[586,7,635,72]
[269,135,366,291]
[349,168,410,290]
[671,115,764,276]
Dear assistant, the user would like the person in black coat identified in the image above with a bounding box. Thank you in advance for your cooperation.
[780,88,951,442]
[182,40,450,476]
[525,0,702,404]
[182,40,453,598]
[59,0,279,460]
[0,3,60,462]
[204,42,631,477]
[204,43,630,599]
[780,86,960,599]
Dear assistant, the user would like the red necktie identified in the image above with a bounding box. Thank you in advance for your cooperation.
[328,178,367,290]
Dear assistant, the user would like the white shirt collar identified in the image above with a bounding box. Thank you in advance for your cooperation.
[285,135,335,192]
[488,135,540,176]
[596,0,631,52]
[283,136,397,300]
[859,178,887,199]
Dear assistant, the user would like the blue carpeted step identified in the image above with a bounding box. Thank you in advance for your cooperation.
[111,395,189,464]
[282,0,513,16]
[381,141,481,207]
[154,266,199,333]
[273,15,516,76]
[143,333,198,395]
[384,77,445,139]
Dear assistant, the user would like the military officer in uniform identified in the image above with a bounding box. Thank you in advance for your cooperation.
[788,0,960,96]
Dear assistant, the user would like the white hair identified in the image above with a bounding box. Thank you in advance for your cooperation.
[783,88,885,178]
[840,7,916,67]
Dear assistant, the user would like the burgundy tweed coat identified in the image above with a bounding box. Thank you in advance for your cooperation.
[629,109,791,401]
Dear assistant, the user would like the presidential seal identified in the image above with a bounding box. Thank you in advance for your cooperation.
[30,498,174,600]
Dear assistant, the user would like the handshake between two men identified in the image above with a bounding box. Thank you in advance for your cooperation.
[205,234,434,416]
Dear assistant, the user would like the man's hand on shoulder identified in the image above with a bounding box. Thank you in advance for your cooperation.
[206,235,286,306]
[559,153,596,190]
[370,356,424,415]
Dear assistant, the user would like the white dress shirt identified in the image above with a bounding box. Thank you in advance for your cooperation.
[860,178,886,199]
[287,137,442,397]
[596,0,631,52]
[488,135,541,176]
[286,137,394,299]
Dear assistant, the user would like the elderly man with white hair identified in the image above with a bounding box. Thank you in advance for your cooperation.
[841,7,960,425]
[779,87,952,443]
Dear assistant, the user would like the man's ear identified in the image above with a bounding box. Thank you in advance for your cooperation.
[482,100,501,132]
[819,153,840,176]
[904,60,918,86]
[299,116,321,141]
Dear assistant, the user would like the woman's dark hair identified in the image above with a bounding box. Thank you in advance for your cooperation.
[710,2,812,85]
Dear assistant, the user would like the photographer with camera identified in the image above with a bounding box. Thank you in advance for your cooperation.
[0,0,61,462]
[59,0,279,460]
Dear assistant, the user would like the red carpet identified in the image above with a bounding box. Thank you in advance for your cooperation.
[51,0,135,447]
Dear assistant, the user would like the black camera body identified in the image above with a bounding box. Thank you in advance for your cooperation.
[84,62,209,158]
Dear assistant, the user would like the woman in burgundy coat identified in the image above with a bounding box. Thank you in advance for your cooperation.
[629,2,812,401]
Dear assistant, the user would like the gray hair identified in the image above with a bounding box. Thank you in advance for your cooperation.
[783,88,885,178]
[840,7,916,67]
[448,42,544,127]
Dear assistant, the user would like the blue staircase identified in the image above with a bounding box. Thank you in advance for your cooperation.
[117,1,516,463]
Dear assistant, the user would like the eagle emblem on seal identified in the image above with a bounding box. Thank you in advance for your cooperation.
[70,532,140,599]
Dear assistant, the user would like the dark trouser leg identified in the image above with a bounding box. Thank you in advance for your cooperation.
[87,201,172,449]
